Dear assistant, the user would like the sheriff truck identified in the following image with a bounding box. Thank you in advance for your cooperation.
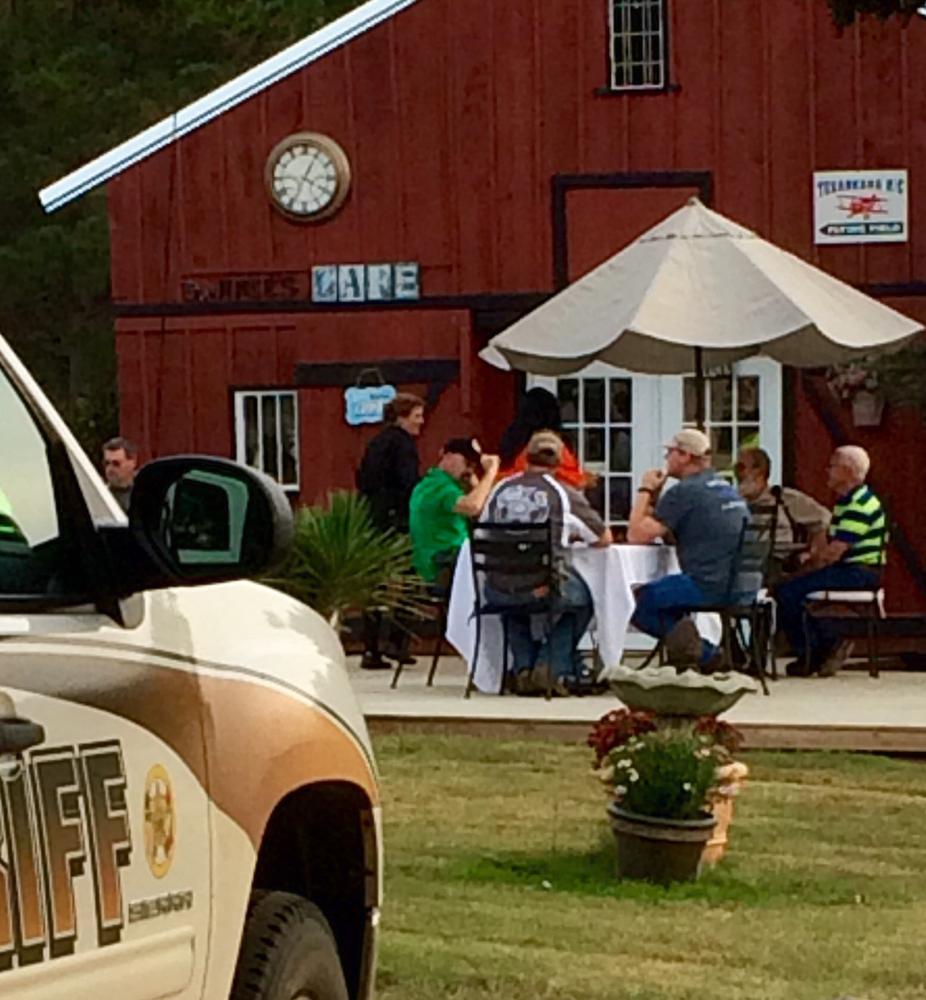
[0,332,381,1000]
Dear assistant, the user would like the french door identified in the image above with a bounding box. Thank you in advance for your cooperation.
[530,359,782,538]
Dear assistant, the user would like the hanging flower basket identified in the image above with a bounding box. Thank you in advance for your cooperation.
[826,361,884,426]
[851,389,885,427]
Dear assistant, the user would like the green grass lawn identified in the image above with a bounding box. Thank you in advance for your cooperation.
[373,733,926,1000]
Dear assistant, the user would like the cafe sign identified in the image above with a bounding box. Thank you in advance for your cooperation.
[311,263,420,303]
[180,261,421,304]
[813,169,908,245]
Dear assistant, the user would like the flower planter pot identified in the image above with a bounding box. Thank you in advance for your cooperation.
[607,803,716,884]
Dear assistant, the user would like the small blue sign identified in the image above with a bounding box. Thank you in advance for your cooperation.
[344,384,397,426]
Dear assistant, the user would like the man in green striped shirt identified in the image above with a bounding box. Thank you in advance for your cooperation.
[777,446,886,676]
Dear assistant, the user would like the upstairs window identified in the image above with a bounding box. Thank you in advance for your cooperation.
[609,0,667,91]
[234,390,300,491]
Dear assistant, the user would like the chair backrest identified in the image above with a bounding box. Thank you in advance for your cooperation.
[748,498,780,537]
[768,484,810,544]
[470,521,554,605]
[725,512,777,599]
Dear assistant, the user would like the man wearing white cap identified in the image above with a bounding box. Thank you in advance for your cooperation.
[627,428,751,669]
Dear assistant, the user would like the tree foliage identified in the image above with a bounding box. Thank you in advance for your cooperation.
[870,343,926,414]
[0,0,354,455]
[827,0,924,28]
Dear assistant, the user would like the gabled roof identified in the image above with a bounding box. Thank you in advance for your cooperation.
[39,0,420,213]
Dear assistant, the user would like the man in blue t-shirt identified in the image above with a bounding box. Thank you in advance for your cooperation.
[627,428,750,669]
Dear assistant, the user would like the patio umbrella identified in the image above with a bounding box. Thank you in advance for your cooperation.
[481,198,922,425]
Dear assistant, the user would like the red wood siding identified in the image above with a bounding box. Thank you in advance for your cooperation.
[107,0,926,303]
[114,309,513,505]
[565,186,703,282]
[793,302,926,611]
[102,0,926,602]
[793,372,926,612]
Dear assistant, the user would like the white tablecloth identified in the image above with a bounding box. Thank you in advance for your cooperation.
[445,541,721,693]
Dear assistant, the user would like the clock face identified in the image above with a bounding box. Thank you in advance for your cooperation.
[265,132,351,221]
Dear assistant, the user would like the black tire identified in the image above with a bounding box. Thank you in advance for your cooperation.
[230,891,349,1000]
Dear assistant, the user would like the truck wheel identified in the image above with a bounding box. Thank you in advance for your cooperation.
[230,891,349,1000]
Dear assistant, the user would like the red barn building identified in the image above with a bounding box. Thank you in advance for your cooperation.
[41,0,926,607]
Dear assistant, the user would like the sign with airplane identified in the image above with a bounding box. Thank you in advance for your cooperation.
[813,169,908,245]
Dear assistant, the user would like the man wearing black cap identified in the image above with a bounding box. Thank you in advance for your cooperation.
[410,438,500,585]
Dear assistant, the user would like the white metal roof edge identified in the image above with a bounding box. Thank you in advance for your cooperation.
[38,0,420,213]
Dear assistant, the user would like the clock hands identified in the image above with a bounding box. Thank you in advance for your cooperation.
[294,149,333,204]
[267,133,348,217]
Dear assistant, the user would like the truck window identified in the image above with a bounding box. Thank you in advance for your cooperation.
[0,366,88,600]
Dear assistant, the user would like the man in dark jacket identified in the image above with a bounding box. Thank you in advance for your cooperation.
[356,393,425,668]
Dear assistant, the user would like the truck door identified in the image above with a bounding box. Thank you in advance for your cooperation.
[0,353,210,998]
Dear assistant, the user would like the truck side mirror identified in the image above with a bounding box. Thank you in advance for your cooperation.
[122,456,293,587]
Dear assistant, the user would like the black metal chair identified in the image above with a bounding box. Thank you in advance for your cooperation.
[391,550,457,690]
[719,507,780,693]
[801,521,889,679]
[639,512,778,695]
[466,520,557,700]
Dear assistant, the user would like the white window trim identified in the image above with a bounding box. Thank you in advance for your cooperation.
[530,358,783,516]
[608,0,668,92]
[233,390,300,491]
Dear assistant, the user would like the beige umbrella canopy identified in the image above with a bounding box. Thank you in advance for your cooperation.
[482,198,922,378]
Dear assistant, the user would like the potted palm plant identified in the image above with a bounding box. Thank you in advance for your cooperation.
[268,490,427,630]
[589,710,747,883]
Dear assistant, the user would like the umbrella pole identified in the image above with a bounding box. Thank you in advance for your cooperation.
[694,346,706,431]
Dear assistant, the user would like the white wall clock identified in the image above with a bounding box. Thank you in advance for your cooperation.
[264,132,351,222]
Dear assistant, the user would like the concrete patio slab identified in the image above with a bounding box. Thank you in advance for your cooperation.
[350,654,926,753]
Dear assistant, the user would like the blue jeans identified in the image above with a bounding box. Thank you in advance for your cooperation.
[776,563,880,661]
[487,569,593,679]
[631,573,720,665]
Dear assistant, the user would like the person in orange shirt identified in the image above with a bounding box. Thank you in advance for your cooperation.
[497,387,590,489]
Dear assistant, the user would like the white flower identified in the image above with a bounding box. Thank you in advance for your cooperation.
[614,784,628,797]
[628,769,640,783]
[682,782,692,792]
[617,759,632,769]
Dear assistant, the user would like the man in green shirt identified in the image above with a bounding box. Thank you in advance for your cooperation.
[410,438,500,585]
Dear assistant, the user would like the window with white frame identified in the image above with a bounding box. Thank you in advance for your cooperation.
[683,372,760,478]
[556,373,636,536]
[609,0,667,91]
[234,390,299,490]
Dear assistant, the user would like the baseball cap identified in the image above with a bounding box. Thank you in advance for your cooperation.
[665,428,711,457]
[442,437,482,465]
[526,430,564,466]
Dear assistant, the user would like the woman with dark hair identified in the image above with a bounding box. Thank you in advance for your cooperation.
[356,392,425,669]
[497,387,589,489]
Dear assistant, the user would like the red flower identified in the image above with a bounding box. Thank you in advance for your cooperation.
[587,709,657,764]
[693,716,744,754]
